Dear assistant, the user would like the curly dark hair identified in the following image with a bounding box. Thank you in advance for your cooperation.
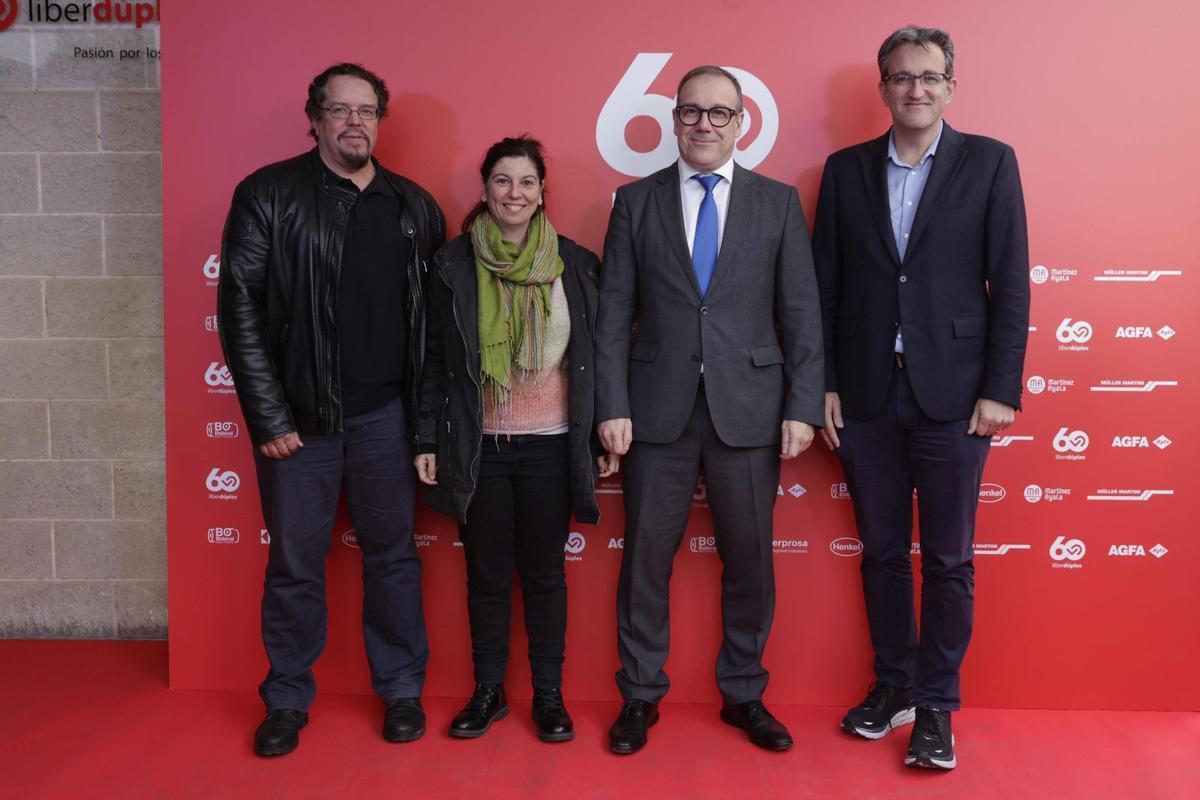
[304,63,390,140]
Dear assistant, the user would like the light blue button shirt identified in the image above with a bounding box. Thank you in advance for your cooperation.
[887,121,943,352]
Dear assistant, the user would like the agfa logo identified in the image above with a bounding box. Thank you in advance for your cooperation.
[608,537,624,549]
[829,537,863,557]
[978,483,1006,503]
[597,54,778,177]
[1056,318,1092,345]
[0,1,19,32]
[777,483,806,499]
[565,532,586,555]
[1108,544,1147,557]
[1157,326,1176,340]
[260,529,270,545]
[1049,535,1086,565]
[1150,544,1168,559]
[1154,435,1172,450]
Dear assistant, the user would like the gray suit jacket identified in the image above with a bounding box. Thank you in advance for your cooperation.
[595,162,824,447]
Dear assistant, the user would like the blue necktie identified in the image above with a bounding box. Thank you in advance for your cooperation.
[691,173,720,295]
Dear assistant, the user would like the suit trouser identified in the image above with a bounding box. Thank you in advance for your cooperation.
[616,389,780,705]
[458,433,572,690]
[835,368,990,710]
[253,396,429,712]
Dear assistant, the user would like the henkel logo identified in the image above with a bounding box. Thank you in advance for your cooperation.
[203,254,220,284]
[0,1,18,32]
[777,483,806,499]
[207,527,239,544]
[829,537,863,557]
[565,531,586,561]
[1052,427,1089,460]
[978,483,1006,503]
[1055,318,1092,349]
[205,468,240,499]
[342,529,359,548]
[1029,265,1049,284]
[690,536,717,554]
[205,421,240,439]
[597,54,778,177]
[1049,536,1085,568]
[830,482,851,500]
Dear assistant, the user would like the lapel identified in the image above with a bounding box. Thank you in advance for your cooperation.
[857,133,902,268]
[906,122,966,258]
[652,162,703,299]
[704,163,752,299]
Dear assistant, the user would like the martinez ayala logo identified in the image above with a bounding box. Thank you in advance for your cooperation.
[597,53,778,177]
[7,1,160,28]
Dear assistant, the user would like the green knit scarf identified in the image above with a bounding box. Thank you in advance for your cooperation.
[472,211,564,406]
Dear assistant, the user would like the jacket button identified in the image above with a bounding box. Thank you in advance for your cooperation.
[579,365,586,371]
[691,354,701,363]
[700,306,710,316]
[448,371,455,378]
[899,275,908,283]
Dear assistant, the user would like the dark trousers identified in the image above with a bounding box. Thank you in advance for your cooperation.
[616,389,780,705]
[253,397,428,711]
[835,369,990,710]
[459,433,572,689]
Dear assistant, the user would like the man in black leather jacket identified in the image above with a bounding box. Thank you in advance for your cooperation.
[217,63,445,758]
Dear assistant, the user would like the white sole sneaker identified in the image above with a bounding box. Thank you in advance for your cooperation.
[905,733,956,769]
[846,705,916,740]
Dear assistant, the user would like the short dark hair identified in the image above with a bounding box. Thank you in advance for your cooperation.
[304,63,390,140]
[877,26,955,79]
[675,65,743,112]
[461,135,549,234]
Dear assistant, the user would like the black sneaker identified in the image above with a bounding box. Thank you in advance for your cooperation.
[905,706,956,770]
[841,683,915,739]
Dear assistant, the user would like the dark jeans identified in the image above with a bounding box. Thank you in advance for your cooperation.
[253,397,428,711]
[835,369,990,710]
[458,433,572,689]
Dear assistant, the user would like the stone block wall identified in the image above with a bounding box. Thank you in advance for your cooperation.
[0,17,164,637]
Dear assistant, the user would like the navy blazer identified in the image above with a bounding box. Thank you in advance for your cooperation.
[812,123,1030,421]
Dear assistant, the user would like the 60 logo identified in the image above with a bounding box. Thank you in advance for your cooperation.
[1049,536,1086,562]
[597,54,778,177]
[206,468,241,493]
[1052,427,1089,453]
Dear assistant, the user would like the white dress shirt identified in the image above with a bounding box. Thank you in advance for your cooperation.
[678,156,735,255]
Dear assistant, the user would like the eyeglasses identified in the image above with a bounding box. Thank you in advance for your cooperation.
[882,72,952,89]
[674,104,741,128]
[321,104,380,121]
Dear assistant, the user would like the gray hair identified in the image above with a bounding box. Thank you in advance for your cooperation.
[877,26,955,78]
[675,65,744,112]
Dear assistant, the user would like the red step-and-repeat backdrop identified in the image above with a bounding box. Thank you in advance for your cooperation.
[162,0,1198,710]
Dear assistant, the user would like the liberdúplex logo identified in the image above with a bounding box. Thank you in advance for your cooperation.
[2,1,160,30]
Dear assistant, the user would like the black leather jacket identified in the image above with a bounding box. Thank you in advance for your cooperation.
[416,233,602,523]
[218,149,445,446]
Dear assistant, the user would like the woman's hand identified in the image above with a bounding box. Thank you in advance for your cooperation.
[596,453,620,478]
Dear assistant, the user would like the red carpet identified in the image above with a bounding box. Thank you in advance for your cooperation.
[0,641,1195,799]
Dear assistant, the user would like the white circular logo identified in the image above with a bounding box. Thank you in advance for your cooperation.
[1024,484,1044,503]
[829,537,863,557]
[1055,318,1093,344]
[1052,427,1089,453]
[979,483,1006,503]
[596,54,779,177]
[1030,265,1049,284]
[1049,535,1086,561]
[205,468,240,493]
[1027,375,1046,394]
[565,532,586,555]
[342,529,359,549]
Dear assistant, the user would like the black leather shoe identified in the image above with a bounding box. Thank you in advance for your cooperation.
[449,684,508,738]
[532,688,575,743]
[253,709,307,757]
[383,697,426,742]
[720,701,793,751]
[608,699,659,754]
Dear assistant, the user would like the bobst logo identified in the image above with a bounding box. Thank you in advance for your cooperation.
[978,483,1006,503]
[830,482,851,500]
[205,421,240,439]
[597,54,778,177]
[207,527,239,544]
[829,537,863,557]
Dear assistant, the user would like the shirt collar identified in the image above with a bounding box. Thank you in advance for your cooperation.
[887,120,944,168]
[678,155,736,187]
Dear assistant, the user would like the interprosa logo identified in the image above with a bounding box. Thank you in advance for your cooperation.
[13,1,160,29]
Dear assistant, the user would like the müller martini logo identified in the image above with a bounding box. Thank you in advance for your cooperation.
[6,1,160,28]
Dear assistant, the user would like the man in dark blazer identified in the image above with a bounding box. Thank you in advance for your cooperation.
[595,65,824,755]
[813,27,1029,770]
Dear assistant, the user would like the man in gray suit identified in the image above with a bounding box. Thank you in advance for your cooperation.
[595,65,824,754]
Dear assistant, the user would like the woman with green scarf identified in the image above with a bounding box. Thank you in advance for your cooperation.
[415,136,618,743]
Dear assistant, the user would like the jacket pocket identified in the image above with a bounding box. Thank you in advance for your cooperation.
[630,341,658,362]
[952,316,987,338]
[750,344,784,367]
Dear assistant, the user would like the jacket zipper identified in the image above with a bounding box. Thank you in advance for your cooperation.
[443,267,483,512]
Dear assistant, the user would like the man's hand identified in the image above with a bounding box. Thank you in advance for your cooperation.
[414,454,438,485]
[821,392,844,450]
[596,453,621,478]
[598,418,633,456]
[968,398,1016,438]
[781,420,815,459]
[258,432,302,460]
